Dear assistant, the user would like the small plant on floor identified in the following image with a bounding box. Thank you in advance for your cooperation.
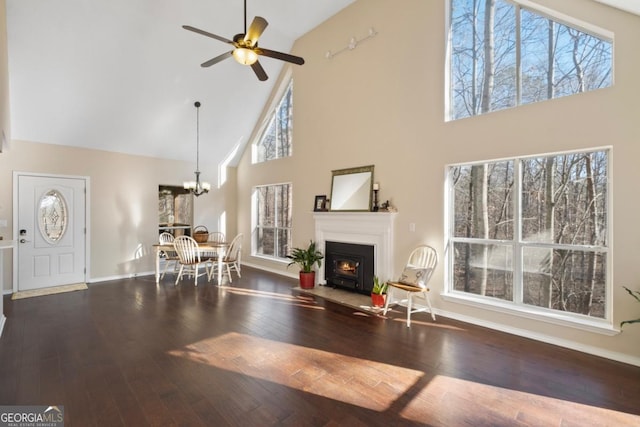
[372,276,388,295]
[287,240,323,289]
[371,276,388,308]
[620,286,640,328]
[286,240,324,273]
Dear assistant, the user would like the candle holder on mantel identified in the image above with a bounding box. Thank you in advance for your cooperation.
[372,182,380,212]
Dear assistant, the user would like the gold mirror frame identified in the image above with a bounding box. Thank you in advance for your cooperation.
[329,165,374,212]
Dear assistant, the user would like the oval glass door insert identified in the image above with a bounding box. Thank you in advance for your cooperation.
[38,189,68,243]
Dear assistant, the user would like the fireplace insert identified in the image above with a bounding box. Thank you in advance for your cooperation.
[324,241,374,294]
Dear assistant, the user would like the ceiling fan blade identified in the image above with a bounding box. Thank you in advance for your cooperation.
[256,48,305,65]
[244,17,268,47]
[183,25,234,45]
[251,61,268,81]
[201,51,233,67]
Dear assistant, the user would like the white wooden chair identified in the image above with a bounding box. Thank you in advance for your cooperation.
[159,232,179,279]
[208,233,243,283]
[173,235,209,286]
[383,245,437,326]
[200,232,226,265]
[208,232,226,243]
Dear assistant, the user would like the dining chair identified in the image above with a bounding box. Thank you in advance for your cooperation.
[383,245,437,326]
[208,231,226,243]
[208,233,243,283]
[223,233,243,282]
[201,231,226,272]
[158,232,179,279]
[173,235,209,286]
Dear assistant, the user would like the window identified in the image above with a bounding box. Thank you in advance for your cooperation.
[446,149,610,326]
[449,0,613,120]
[253,80,293,163]
[253,183,292,260]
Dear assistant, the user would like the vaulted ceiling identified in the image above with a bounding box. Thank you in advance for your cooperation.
[6,0,638,166]
[6,0,355,165]
[593,0,640,16]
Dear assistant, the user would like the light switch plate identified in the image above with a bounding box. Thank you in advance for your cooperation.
[0,219,7,227]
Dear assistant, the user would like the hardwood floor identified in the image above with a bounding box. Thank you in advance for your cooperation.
[1,266,639,426]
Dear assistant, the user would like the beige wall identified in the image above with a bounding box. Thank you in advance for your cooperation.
[236,0,640,363]
[0,0,8,150]
[0,140,235,284]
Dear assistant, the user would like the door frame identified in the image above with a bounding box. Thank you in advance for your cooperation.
[12,171,91,292]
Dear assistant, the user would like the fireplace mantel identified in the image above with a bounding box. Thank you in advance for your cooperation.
[313,212,397,286]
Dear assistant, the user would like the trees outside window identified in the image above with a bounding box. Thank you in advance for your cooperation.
[253,183,292,260]
[447,149,609,321]
[254,80,293,163]
[449,0,613,120]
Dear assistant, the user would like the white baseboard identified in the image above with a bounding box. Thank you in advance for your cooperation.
[87,270,155,284]
[434,308,640,368]
[242,261,298,280]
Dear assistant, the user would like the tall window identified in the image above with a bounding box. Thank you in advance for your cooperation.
[253,183,292,259]
[254,80,293,163]
[449,0,613,120]
[447,149,610,324]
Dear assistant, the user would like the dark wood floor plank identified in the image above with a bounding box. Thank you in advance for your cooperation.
[1,266,639,426]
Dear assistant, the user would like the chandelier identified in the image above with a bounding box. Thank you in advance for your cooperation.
[183,101,211,196]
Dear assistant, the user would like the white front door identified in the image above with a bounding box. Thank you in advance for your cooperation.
[17,174,86,291]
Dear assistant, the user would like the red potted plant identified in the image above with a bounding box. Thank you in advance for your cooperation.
[287,241,324,289]
[371,276,388,308]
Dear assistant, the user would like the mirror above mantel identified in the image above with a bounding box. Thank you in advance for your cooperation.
[329,165,374,212]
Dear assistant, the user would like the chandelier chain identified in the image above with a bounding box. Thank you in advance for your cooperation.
[184,100,209,196]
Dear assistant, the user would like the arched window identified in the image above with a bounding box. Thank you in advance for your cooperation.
[253,80,293,163]
[448,0,613,120]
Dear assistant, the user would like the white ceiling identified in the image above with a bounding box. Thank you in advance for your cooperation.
[6,0,355,164]
[6,0,638,166]
[593,0,640,17]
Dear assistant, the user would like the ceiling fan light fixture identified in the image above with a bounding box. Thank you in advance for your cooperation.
[183,0,305,80]
[233,47,258,65]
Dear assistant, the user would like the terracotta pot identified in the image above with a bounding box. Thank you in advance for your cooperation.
[299,271,316,289]
[371,293,386,308]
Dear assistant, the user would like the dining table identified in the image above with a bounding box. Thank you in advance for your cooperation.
[154,240,228,285]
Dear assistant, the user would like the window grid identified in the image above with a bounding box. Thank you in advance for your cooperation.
[254,80,293,163]
[253,183,292,260]
[447,149,610,324]
[449,0,613,120]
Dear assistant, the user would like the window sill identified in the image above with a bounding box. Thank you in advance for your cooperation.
[250,253,290,265]
[441,292,619,336]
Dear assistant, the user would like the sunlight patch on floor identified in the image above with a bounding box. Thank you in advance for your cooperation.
[168,332,424,413]
[412,375,640,425]
[168,332,640,425]
[388,317,466,331]
[217,286,326,310]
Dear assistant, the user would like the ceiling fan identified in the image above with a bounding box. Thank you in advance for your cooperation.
[183,0,305,81]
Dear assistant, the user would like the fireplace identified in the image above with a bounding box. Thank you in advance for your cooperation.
[314,212,397,287]
[325,241,374,294]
